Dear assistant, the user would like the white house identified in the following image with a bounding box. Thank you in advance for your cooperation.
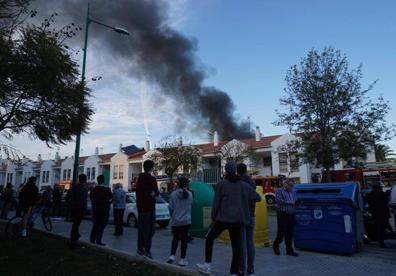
[39,159,55,189]
[61,157,74,183]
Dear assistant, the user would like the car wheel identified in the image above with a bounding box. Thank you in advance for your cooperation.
[127,214,137,228]
[157,220,169,228]
[266,196,275,205]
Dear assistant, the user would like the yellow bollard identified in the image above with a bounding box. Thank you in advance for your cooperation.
[219,186,270,247]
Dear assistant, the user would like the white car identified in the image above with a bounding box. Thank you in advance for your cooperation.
[123,192,170,228]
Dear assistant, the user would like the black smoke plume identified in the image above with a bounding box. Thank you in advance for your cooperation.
[32,0,253,140]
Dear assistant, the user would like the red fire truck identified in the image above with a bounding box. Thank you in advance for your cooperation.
[252,176,284,205]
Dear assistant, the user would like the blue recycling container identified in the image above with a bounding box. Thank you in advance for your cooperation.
[294,182,364,254]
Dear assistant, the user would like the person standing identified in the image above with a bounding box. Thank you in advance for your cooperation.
[1,183,14,219]
[19,177,39,237]
[273,179,299,256]
[197,161,260,276]
[136,160,159,258]
[90,175,112,246]
[52,184,62,218]
[69,174,88,249]
[237,163,261,276]
[167,177,193,267]
[112,183,126,236]
[366,183,390,248]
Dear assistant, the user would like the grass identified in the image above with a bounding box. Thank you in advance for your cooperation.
[0,224,180,276]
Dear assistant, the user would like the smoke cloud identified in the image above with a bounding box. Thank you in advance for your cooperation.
[32,0,253,140]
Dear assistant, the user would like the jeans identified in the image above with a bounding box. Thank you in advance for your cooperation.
[137,211,156,254]
[90,208,109,243]
[171,224,190,258]
[205,221,243,275]
[113,208,125,235]
[70,214,83,247]
[241,217,255,273]
[273,211,295,253]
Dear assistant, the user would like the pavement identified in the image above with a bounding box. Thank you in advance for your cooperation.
[24,214,396,276]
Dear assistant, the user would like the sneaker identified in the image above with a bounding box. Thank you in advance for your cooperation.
[144,252,153,259]
[273,246,280,255]
[197,263,211,275]
[247,268,255,276]
[286,251,299,256]
[167,255,175,264]
[21,229,27,237]
[178,259,188,267]
[136,250,144,256]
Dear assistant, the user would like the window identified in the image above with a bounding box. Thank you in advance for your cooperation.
[63,170,67,180]
[290,153,299,172]
[263,156,272,167]
[42,171,46,183]
[67,169,71,180]
[113,165,119,179]
[7,173,13,183]
[43,171,50,183]
[119,165,124,180]
[91,167,96,180]
[279,152,288,173]
[87,168,91,180]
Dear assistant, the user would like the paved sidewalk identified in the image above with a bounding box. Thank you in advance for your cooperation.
[31,216,396,276]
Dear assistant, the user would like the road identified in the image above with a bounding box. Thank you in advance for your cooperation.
[28,213,396,276]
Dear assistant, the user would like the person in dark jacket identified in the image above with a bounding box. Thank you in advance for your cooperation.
[237,163,261,276]
[69,174,88,249]
[197,161,260,276]
[52,185,62,217]
[136,160,159,258]
[90,175,112,246]
[1,182,14,219]
[112,183,126,236]
[366,184,390,248]
[19,177,39,237]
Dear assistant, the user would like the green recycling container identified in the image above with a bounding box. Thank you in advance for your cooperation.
[190,181,215,238]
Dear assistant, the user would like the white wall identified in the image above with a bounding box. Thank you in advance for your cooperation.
[40,160,55,188]
[22,162,34,184]
[5,161,16,187]
[110,152,129,189]
[84,155,101,183]
[271,134,310,182]
[61,157,74,181]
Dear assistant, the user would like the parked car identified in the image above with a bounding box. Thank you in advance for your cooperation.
[160,192,171,203]
[123,193,170,228]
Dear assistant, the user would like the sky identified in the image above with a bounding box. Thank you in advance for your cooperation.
[5,0,396,160]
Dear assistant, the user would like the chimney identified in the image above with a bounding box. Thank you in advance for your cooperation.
[178,136,183,146]
[213,131,219,147]
[94,147,99,155]
[37,154,42,162]
[55,152,61,161]
[255,126,261,142]
[118,144,123,153]
[144,140,150,152]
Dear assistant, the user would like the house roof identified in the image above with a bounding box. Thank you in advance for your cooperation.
[122,145,143,155]
[98,153,115,162]
[196,135,281,154]
[128,150,146,160]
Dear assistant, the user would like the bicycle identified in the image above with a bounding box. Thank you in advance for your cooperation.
[5,204,52,240]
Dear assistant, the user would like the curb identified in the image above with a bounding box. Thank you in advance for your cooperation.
[35,227,200,276]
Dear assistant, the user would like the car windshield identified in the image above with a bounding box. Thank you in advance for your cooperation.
[156,196,166,204]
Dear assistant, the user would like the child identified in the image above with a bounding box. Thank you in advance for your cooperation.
[167,177,193,266]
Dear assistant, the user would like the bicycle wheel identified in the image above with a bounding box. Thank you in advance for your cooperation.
[5,216,23,240]
[42,212,52,232]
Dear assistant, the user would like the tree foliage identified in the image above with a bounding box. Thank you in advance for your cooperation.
[276,47,395,174]
[375,144,395,162]
[0,0,93,151]
[148,136,201,182]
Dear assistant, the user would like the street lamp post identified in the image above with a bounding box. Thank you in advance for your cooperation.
[72,3,130,187]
